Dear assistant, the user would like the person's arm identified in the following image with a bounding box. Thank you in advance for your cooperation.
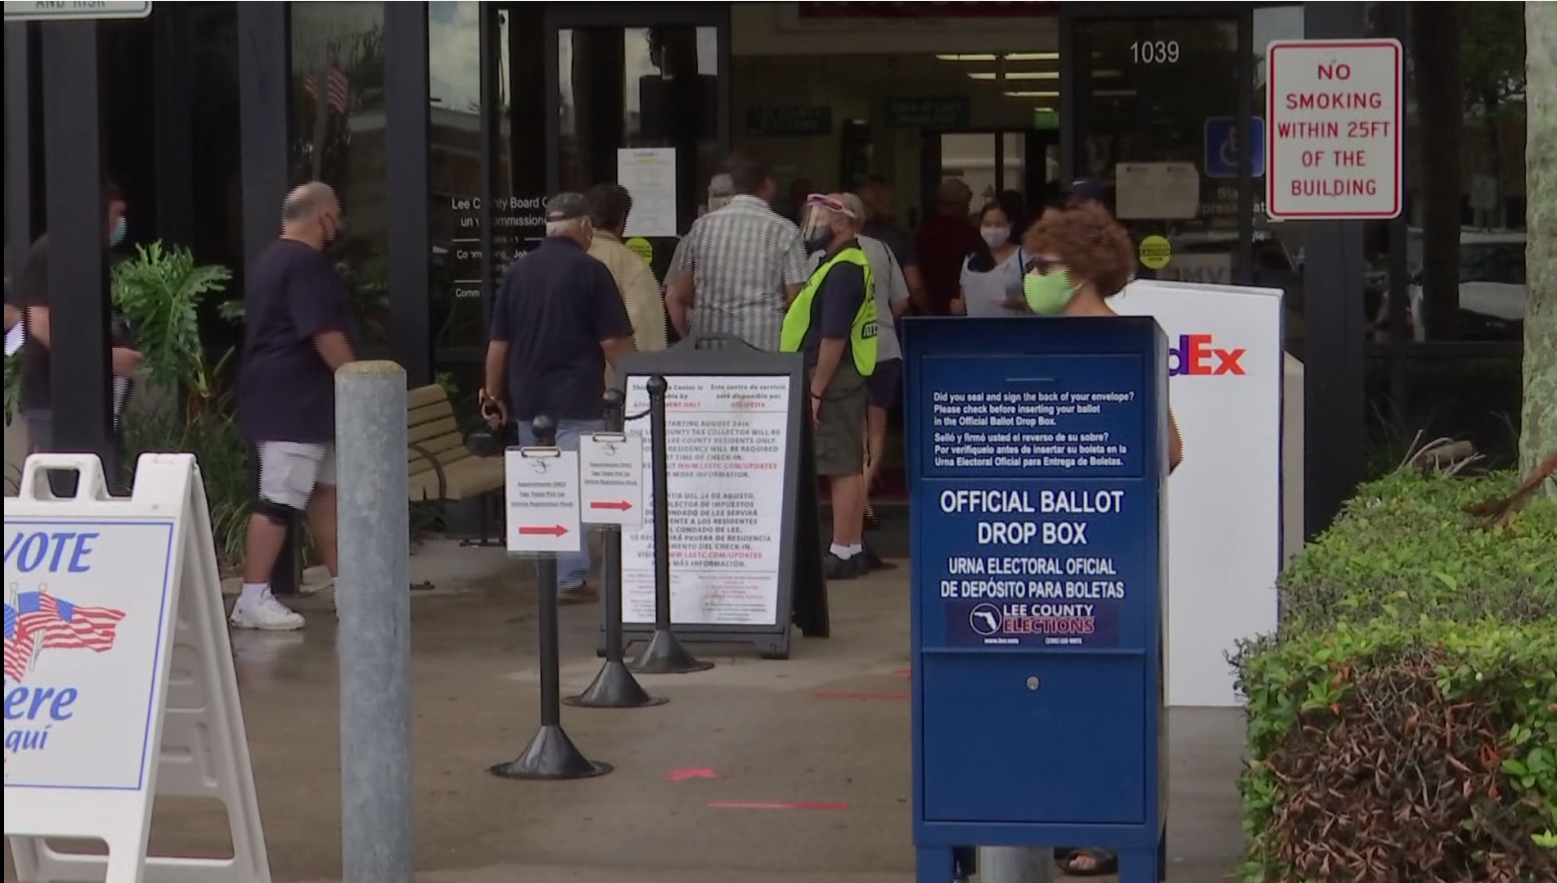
[810,264,865,402]
[1168,410,1184,473]
[624,262,669,353]
[591,263,637,370]
[665,228,697,337]
[884,250,911,320]
[779,227,810,305]
[289,258,358,371]
[3,303,18,332]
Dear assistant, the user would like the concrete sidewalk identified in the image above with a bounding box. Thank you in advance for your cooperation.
[7,541,1247,883]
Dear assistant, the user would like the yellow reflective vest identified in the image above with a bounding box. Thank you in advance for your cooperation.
[779,244,878,377]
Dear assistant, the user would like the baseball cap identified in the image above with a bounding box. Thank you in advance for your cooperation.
[1070,177,1108,203]
[545,192,590,222]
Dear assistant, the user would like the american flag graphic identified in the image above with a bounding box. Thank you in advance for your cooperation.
[3,590,126,683]
[303,65,351,115]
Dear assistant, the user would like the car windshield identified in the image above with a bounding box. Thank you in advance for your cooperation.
[1459,243,1526,285]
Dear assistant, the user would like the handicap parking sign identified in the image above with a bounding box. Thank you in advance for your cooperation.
[1204,117,1265,179]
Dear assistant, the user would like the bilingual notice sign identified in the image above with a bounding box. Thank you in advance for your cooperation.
[905,317,1168,883]
[1266,39,1403,220]
[5,453,271,883]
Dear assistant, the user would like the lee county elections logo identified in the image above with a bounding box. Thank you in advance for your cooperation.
[969,603,1003,637]
[4,581,127,761]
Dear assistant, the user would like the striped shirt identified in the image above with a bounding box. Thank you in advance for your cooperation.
[668,195,810,352]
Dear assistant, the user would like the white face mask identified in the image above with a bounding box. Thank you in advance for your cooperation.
[981,226,1011,249]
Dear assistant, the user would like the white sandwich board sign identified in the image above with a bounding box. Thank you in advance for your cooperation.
[4,453,271,883]
[1266,38,1403,220]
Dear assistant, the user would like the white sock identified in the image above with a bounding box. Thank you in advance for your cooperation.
[830,543,855,560]
[240,582,269,605]
[848,544,864,557]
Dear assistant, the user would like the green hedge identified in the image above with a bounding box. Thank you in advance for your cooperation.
[1235,471,1557,883]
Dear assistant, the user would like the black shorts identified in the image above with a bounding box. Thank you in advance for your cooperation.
[868,358,903,410]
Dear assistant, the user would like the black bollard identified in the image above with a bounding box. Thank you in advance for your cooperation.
[490,414,612,780]
[567,390,667,708]
[629,376,714,675]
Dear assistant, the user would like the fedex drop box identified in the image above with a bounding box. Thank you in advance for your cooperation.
[1110,279,1284,707]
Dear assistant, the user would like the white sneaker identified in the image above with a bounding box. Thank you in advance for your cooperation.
[229,592,306,631]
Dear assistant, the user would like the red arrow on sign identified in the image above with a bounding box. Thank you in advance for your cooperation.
[589,500,633,511]
[517,525,569,537]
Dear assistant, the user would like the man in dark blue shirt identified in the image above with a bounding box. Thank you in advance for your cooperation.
[233,182,359,631]
[482,192,635,599]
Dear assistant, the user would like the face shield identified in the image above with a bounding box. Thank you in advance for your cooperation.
[800,193,853,249]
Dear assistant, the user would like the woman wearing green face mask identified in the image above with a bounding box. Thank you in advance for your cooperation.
[1023,201,1184,879]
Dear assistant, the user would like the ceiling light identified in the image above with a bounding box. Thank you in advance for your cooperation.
[968,71,1060,81]
[936,54,999,62]
[1092,89,1138,97]
[936,52,1061,63]
[1003,91,1060,99]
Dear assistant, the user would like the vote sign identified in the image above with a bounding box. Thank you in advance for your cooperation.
[5,522,174,789]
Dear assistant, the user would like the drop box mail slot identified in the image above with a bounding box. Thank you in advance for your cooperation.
[920,654,1147,825]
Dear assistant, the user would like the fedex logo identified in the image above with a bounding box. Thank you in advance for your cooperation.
[1169,334,1246,377]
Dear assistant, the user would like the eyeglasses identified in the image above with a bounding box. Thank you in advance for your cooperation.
[1025,256,1063,275]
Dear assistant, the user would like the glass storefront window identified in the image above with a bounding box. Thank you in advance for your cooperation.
[290,2,389,358]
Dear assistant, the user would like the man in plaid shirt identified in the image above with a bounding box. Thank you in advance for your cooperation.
[665,153,810,351]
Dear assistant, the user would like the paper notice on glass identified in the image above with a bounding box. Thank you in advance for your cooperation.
[1115,162,1202,220]
[618,148,679,238]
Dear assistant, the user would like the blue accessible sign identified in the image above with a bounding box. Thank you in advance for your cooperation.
[903,316,1169,883]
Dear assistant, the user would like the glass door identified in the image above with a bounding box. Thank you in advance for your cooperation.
[545,8,730,284]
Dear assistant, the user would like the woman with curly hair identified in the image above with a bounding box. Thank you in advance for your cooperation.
[1023,199,1182,877]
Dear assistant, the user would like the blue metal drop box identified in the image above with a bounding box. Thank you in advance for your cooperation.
[902,316,1169,883]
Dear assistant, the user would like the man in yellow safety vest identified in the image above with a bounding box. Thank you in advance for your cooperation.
[779,192,878,580]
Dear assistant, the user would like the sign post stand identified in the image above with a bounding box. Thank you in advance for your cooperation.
[628,376,714,675]
[5,452,271,883]
[903,316,1169,883]
[568,390,666,709]
[492,417,611,781]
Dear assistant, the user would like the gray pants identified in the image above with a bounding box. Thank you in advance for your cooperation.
[21,408,125,496]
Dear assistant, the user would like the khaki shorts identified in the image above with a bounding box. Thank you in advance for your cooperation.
[257,441,337,510]
[812,361,869,478]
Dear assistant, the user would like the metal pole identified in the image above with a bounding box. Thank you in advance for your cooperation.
[567,390,666,708]
[977,847,1054,883]
[490,415,612,781]
[335,362,413,883]
[629,375,714,675]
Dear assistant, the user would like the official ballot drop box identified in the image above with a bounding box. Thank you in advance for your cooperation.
[903,316,1169,883]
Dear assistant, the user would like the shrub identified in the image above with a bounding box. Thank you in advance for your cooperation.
[1277,470,1557,634]
[1236,471,1557,883]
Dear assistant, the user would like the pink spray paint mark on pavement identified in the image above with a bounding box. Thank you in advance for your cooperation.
[667,768,717,781]
[706,801,849,811]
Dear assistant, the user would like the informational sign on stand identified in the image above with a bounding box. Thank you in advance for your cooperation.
[612,334,830,660]
[1111,279,1284,707]
[5,453,271,883]
[4,2,153,21]
[580,433,644,529]
[504,448,582,555]
[904,316,1167,883]
[1266,38,1404,220]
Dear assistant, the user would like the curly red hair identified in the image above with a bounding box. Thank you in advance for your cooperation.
[1022,201,1135,297]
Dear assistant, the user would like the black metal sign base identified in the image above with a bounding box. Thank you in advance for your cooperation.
[489,726,612,781]
[630,628,716,674]
[565,661,669,708]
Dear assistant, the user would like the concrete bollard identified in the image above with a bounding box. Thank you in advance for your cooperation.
[335,361,413,883]
[977,847,1054,883]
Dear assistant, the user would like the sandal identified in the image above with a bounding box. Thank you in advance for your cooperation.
[1056,847,1118,877]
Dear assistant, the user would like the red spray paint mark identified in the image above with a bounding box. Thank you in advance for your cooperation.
[894,668,913,679]
[667,768,717,781]
[814,691,910,700]
[706,801,849,810]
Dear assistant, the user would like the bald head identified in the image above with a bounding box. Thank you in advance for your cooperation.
[834,192,865,232]
[280,182,343,249]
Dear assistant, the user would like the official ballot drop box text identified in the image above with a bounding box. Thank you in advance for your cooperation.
[903,316,1169,883]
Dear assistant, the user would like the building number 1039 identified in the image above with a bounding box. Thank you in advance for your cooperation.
[1131,39,1181,65]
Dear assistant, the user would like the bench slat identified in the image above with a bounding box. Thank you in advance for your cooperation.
[410,415,459,446]
[409,400,455,429]
[408,384,447,409]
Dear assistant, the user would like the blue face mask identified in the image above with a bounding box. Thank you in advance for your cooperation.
[109,216,127,248]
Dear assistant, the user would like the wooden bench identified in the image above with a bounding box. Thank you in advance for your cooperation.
[407,384,505,545]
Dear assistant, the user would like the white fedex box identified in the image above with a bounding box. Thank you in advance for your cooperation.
[1111,280,1285,707]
